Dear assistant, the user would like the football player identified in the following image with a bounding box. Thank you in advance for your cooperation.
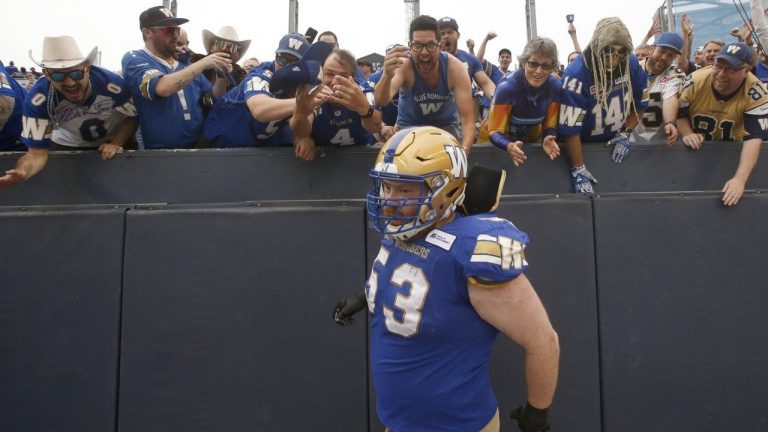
[488,37,562,167]
[122,6,231,149]
[290,49,381,160]
[374,16,475,152]
[558,17,648,194]
[0,60,26,151]
[677,42,768,206]
[639,32,686,146]
[333,126,559,432]
[0,36,137,188]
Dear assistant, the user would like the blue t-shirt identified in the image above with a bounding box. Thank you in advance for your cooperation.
[558,53,648,142]
[368,213,529,431]
[310,78,374,146]
[397,52,459,130]
[122,48,212,149]
[21,66,136,149]
[0,61,26,150]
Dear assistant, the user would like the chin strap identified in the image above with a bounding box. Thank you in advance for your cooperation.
[460,165,507,216]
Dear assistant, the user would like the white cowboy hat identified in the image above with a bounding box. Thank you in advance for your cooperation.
[202,26,251,57]
[29,36,98,69]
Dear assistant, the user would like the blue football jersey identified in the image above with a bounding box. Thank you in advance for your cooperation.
[0,61,26,150]
[397,52,459,130]
[558,54,648,142]
[368,70,398,126]
[21,66,136,149]
[367,213,529,431]
[310,78,374,146]
[122,48,212,149]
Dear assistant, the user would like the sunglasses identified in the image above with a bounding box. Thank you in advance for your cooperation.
[47,68,86,82]
[275,54,297,66]
[526,61,555,72]
[151,26,180,37]
[410,42,439,52]
[601,46,628,56]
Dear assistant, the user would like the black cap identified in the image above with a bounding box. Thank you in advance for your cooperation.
[139,6,189,29]
[438,17,459,31]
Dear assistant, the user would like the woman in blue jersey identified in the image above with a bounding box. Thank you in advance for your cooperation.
[488,37,562,167]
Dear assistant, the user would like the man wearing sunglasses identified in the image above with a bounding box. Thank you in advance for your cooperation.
[0,36,137,189]
[121,6,231,149]
[558,17,648,194]
[677,42,768,206]
[374,15,475,152]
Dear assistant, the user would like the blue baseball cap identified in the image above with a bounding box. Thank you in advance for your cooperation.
[654,32,683,54]
[716,42,754,68]
[438,17,459,31]
[270,41,334,99]
[275,33,310,59]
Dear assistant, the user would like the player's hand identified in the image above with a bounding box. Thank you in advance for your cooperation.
[382,46,409,80]
[0,169,27,189]
[722,177,746,206]
[510,403,550,432]
[332,292,367,326]
[328,75,367,113]
[568,23,577,36]
[295,83,328,116]
[664,122,678,146]
[485,31,497,41]
[682,132,704,150]
[607,130,632,163]
[466,39,475,51]
[380,125,397,140]
[571,164,598,194]
[294,136,316,161]
[506,141,527,167]
[198,52,231,71]
[98,143,124,160]
[681,13,693,36]
[542,135,560,160]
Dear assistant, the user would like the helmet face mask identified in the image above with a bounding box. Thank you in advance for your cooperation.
[367,126,467,241]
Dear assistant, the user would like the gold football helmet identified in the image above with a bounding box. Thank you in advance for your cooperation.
[367,126,467,240]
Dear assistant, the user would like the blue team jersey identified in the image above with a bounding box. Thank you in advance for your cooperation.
[21,66,136,149]
[367,213,529,431]
[122,48,212,149]
[397,52,459,130]
[481,61,506,109]
[369,70,398,126]
[311,78,374,146]
[489,68,561,147]
[558,54,648,142]
[755,62,768,86]
[205,62,291,147]
[0,61,26,150]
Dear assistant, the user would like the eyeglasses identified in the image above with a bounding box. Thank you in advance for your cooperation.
[712,62,746,74]
[526,61,555,72]
[410,42,439,52]
[275,55,296,66]
[47,68,86,82]
[601,46,628,56]
[151,26,180,37]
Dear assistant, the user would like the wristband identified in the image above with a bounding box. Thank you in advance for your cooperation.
[360,105,375,118]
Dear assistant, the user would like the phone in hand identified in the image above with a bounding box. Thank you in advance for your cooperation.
[566,14,574,24]
[305,27,318,43]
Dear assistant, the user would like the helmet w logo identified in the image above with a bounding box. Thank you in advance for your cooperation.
[288,38,304,50]
[727,45,741,54]
[444,144,467,179]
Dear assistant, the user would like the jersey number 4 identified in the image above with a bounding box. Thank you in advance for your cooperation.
[366,247,430,338]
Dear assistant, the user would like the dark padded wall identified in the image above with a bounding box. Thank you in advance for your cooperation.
[0,208,125,432]
[0,142,764,206]
[595,193,768,431]
[490,197,601,432]
[118,204,369,432]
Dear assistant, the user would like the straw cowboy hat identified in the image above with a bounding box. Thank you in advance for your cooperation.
[202,26,251,56]
[29,36,98,69]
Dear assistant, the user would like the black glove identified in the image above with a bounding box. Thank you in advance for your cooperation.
[332,291,367,326]
[510,402,550,432]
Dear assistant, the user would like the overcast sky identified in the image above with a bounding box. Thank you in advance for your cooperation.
[4,0,671,71]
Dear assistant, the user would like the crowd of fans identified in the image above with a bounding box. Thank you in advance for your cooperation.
[1,4,767,206]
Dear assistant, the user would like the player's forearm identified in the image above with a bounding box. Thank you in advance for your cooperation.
[361,112,383,134]
[570,34,581,53]
[662,97,679,124]
[563,134,585,167]
[676,117,695,137]
[524,330,560,409]
[109,117,138,147]
[15,148,48,180]
[289,113,313,139]
[460,113,476,152]
[733,138,762,182]
[373,76,393,108]
[154,61,206,98]
[211,75,228,99]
